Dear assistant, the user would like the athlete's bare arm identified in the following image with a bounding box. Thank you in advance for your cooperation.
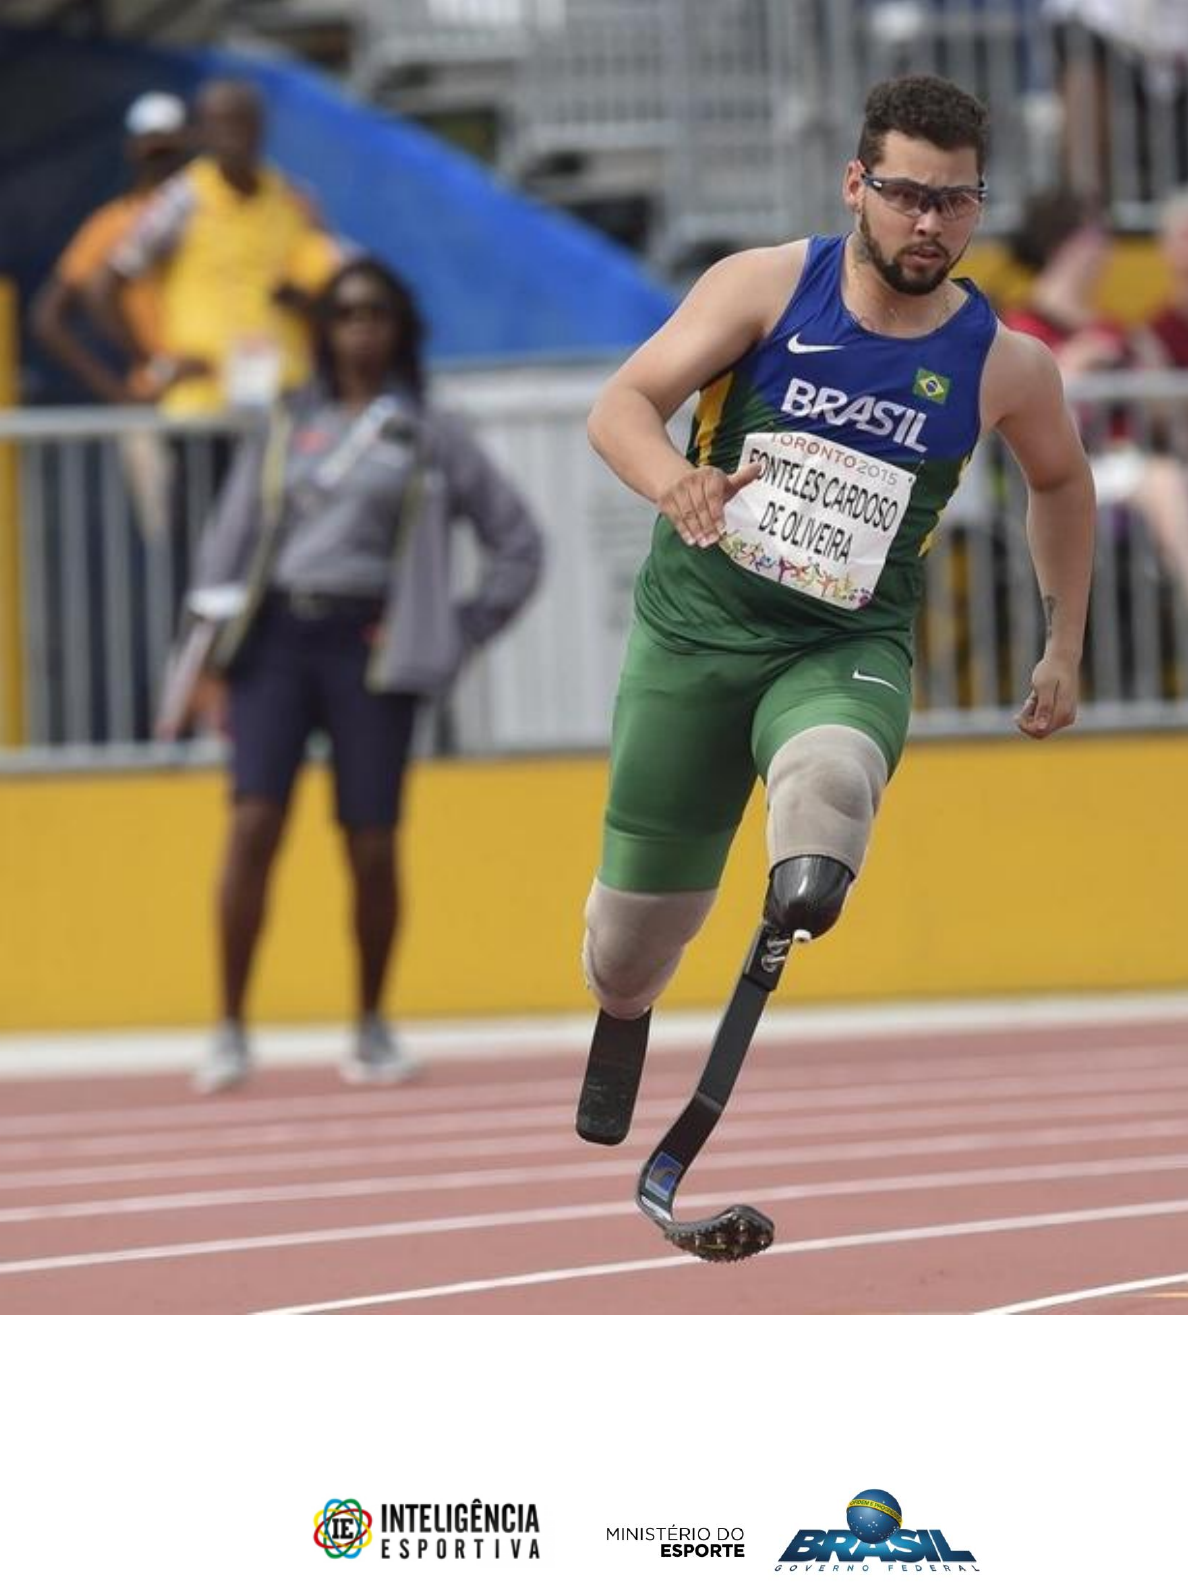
[588,242,808,547]
[982,325,1095,738]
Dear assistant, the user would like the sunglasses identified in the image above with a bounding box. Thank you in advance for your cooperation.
[330,299,396,323]
[860,166,986,222]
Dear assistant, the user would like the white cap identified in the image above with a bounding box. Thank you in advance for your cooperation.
[124,92,187,138]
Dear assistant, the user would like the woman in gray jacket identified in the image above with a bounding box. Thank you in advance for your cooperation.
[186,257,543,1092]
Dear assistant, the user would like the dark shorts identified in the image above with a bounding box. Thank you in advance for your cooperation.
[228,593,420,829]
[600,618,912,892]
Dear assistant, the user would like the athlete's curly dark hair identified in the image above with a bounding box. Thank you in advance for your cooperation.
[857,75,989,175]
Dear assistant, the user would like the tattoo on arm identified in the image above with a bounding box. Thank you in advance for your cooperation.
[1042,595,1057,639]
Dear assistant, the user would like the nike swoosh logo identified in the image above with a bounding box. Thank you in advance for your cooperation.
[787,331,843,354]
[853,669,901,692]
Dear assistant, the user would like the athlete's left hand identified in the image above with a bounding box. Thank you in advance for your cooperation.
[1015,651,1079,739]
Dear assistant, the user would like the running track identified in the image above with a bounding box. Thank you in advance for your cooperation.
[1,1009,1186,1314]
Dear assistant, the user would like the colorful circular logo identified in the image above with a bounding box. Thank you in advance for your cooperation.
[846,1489,902,1544]
[314,1499,374,1559]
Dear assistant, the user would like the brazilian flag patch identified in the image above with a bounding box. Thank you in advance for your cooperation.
[913,367,951,404]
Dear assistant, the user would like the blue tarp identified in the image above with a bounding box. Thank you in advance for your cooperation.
[0,27,675,397]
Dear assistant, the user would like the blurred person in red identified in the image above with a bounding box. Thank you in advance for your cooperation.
[92,77,340,415]
[1143,189,1188,367]
[1005,189,1188,599]
[31,92,190,403]
[1004,191,1128,373]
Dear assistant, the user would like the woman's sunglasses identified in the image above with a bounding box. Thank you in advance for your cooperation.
[330,299,396,323]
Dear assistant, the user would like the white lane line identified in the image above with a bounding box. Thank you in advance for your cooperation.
[977,1271,1188,1315]
[5,1135,1188,1227]
[1,1037,1185,1140]
[4,1103,1188,1194]
[4,1161,1188,1279]
[5,1055,1188,1165]
[259,1196,1188,1314]
[3,994,1186,1080]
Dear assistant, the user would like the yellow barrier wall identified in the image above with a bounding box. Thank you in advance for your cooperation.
[0,735,1185,1030]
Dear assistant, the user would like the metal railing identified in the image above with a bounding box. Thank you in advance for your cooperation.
[908,367,1188,735]
[2,409,254,758]
[3,365,1188,769]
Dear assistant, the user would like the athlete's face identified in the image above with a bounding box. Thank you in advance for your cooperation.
[843,132,984,297]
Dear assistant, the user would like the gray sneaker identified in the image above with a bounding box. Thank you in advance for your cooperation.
[193,1020,252,1095]
[341,1016,422,1085]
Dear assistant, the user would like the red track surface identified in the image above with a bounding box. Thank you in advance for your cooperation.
[1,1015,1187,1314]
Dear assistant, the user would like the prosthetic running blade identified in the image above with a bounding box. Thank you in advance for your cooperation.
[630,921,801,1263]
[638,1142,774,1262]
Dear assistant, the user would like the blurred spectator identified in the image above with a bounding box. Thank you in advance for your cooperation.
[177,259,544,1094]
[1006,189,1188,600]
[1143,188,1188,366]
[1043,0,1188,204]
[88,78,344,702]
[29,93,192,745]
[93,78,341,415]
[30,92,189,403]
[1003,191,1127,371]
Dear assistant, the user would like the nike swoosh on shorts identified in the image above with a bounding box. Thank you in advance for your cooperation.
[787,331,843,354]
[852,669,901,692]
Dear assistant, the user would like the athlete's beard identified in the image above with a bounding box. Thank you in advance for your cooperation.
[857,208,964,297]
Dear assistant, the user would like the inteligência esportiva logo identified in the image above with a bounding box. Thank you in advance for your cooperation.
[314,1500,373,1559]
[313,1498,542,1562]
[776,1488,978,1571]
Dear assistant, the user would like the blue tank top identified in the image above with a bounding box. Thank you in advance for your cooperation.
[635,233,999,652]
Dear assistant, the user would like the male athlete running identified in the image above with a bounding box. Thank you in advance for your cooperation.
[577,75,1095,1180]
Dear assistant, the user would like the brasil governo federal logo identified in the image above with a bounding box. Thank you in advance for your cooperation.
[314,1499,374,1559]
[776,1487,978,1571]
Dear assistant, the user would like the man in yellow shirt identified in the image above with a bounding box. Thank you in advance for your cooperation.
[31,92,189,403]
[95,79,341,415]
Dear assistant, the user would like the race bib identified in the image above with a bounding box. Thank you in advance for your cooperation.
[719,431,917,610]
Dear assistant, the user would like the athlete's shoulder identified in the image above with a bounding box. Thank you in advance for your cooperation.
[688,239,811,337]
[709,238,811,288]
[692,240,809,293]
[980,319,1065,428]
